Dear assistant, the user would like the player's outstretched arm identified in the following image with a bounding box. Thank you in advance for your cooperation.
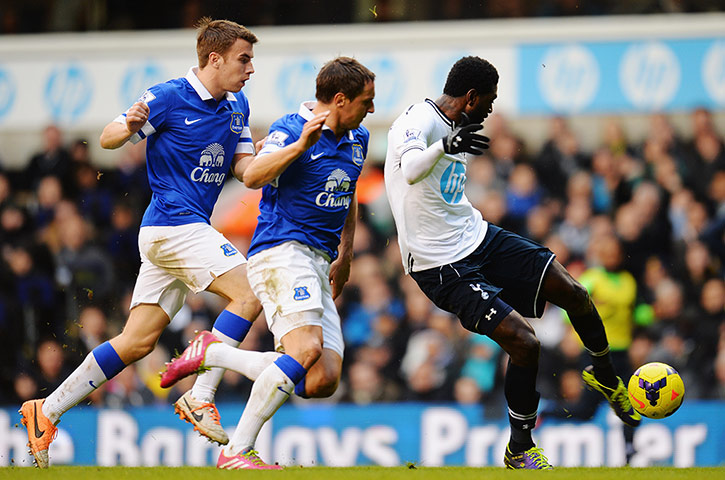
[243,111,329,189]
[100,101,149,150]
[329,190,357,299]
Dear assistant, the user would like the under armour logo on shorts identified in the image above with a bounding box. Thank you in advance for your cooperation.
[293,286,311,301]
[220,243,238,257]
[485,308,498,321]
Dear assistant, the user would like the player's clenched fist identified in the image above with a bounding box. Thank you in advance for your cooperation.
[125,101,150,134]
[442,112,490,155]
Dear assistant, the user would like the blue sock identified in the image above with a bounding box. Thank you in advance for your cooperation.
[274,354,307,385]
[213,310,253,342]
[92,341,126,379]
[294,376,308,398]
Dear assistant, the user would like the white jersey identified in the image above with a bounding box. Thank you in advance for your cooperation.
[384,99,487,273]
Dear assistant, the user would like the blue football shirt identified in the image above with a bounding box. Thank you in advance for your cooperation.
[115,67,254,227]
[248,102,369,261]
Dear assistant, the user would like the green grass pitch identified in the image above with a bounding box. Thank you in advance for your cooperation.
[1,467,725,479]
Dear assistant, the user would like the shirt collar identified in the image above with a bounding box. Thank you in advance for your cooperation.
[298,101,354,141]
[186,67,237,102]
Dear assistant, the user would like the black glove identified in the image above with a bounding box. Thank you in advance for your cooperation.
[442,112,490,155]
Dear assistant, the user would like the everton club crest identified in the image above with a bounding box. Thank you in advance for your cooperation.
[230,112,245,134]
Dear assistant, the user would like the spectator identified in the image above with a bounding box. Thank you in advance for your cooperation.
[33,338,73,396]
[105,200,141,288]
[534,116,588,201]
[0,172,10,209]
[3,244,63,349]
[459,334,502,399]
[505,163,542,232]
[0,203,34,247]
[54,212,115,316]
[31,176,65,230]
[75,305,110,357]
[400,319,456,402]
[21,125,73,193]
[556,197,592,260]
[454,376,483,405]
[75,163,114,229]
[12,371,39,404]
[344,360,400,405]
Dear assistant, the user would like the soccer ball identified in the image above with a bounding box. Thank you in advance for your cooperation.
[627,362,685,419]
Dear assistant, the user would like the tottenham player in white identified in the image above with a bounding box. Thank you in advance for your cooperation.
[384,56,640,469]
[19,18,274,468]
[160,57,375,469]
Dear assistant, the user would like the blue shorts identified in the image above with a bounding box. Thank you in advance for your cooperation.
[410,224,555,335]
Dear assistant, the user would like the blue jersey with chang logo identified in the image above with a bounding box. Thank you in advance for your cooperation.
[116,67,254,227]
[248,102,369,261]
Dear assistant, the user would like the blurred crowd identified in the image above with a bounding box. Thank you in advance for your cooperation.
[1,0,722,34]
[0,107,724,418]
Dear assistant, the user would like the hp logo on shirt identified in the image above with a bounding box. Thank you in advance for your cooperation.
[440,161,466,204]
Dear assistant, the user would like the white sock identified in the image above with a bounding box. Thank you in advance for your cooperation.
[191,328,241,402]
[227,362,295,454]
[202,342,281,384]
[42,352,109,424]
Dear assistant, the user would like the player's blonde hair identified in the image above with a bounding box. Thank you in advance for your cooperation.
[316,57,375,103]
[196,17,258,68]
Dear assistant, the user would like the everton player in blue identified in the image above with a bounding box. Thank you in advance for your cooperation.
[161,57,375,469]
[19,18,265,468]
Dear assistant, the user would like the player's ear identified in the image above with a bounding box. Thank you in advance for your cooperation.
[466,89,479,108]
[333,92,346,108]
[208,51,222,68]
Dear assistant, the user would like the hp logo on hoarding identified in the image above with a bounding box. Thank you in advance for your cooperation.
[619,42,680,110]
[44,63,93,122]
[703,41,725,105]
[539,44,599,113]
[0,68,15,120]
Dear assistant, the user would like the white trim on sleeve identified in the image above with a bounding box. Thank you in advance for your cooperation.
[235,142,255,155]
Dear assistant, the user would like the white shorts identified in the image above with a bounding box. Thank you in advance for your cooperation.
[131,223,246,319]
[247,241,344,359]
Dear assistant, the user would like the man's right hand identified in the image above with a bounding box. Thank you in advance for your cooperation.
[442,112,489,155]
[126,101,150,134]
[299,111,330,151]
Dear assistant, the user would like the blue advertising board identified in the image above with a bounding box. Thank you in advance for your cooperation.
[1,401,722,467]
[518,38,725,114]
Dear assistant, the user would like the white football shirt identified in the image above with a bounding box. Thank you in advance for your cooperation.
[384,99,487,273]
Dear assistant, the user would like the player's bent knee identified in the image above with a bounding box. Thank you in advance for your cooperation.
[287,340,323,370]
[305,373,340,398]
[128,339,157,362]
[510,332,540,366]
[567,280,592,314]
[301,343,323,367]
[113,336,155,363]
[313,377,340,398]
